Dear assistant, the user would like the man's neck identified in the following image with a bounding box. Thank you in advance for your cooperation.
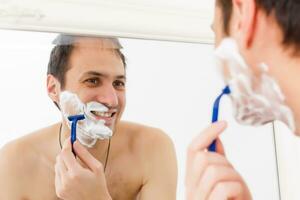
[60,122,111,161]
[265,48,300,135]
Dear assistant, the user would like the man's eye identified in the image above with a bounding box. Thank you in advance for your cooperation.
[113,80,125,89]
[84,78,99,86]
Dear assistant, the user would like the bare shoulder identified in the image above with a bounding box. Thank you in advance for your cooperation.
[0,124,57,169]
[0,136,36,198]
[0,124,57,198]
[0,132,39,172]
[117,121,177,170]
[118,121,178,198]
[118,121,175,151]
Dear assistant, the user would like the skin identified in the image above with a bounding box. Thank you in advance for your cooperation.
[0,38,177,200]
[186,0,300,199]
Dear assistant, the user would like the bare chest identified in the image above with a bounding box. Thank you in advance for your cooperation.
[23,157,143,200]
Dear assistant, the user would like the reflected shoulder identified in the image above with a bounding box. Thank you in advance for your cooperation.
[0,136,38,198]
[118,121,176,164]
[0,134,38,174]
[118,121,178,199]
[0,123,58,181]
[118,120,174,146]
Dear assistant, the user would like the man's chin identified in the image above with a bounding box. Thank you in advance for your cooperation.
[106,120,118,132]
[107,125,114,132]
[107,115,123,132]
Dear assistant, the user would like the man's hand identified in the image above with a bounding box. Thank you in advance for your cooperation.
[55,138,111,200]
[185,121,252,200]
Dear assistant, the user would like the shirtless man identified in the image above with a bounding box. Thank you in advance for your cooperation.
[0,35,177,200]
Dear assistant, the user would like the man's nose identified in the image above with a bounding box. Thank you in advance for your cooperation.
[96,84,118,108]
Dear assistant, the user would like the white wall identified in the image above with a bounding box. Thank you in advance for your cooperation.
[0,29,280,199]
[274,121,300,200]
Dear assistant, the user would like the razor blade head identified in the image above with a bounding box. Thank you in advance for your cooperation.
[223,85,231,94]
[68,114,85,122]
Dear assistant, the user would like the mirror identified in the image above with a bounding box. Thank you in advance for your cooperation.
[0,29,281,199]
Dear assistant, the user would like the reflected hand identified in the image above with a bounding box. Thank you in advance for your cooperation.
[185,121,252,200]
[55,138,111,200]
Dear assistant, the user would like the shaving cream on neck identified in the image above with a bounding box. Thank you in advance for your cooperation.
[215,38,295,132]
[59,91,113,147]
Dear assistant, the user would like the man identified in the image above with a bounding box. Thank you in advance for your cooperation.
[186,0,300,199]
[0,35,177,200]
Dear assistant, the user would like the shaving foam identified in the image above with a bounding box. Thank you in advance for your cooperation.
[59,91,113,147]
[214,38,295,132]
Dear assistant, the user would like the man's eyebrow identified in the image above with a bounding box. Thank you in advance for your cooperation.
[116,75,126,80]
[84,71,103,77]
[81,71,126,80]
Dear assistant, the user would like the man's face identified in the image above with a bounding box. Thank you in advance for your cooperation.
[60,38,126,131]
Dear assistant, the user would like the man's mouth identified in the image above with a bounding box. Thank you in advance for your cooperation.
[90,111,116,118]
[84,101,118,126]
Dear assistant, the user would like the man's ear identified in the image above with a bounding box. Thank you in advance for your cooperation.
[47,74,61,104]
[232,0,257,49]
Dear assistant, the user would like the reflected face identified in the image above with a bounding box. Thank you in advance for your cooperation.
[61,38,126,131]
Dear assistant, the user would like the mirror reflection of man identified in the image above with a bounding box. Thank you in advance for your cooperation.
[0,35,177,200]
[186,0,300,199]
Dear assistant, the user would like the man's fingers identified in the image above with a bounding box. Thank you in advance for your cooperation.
[189,121,227,152]
[216,138,226,156]
[61,138,79,170]
[197,165,242,200]
[56,155,68,175]
[186,121,227,187]
[185,151,232,188]
[62,136,72,149]
[208,181,244,200]
[54,162,63,195]
[73,141,104,174]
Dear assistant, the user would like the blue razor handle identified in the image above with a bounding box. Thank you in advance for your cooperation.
[68,114,85,155]
[209,86,231,152]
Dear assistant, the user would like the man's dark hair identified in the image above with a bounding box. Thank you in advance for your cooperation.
[217,0,233,36]
[47,35,127,89]
[217,0,300,52]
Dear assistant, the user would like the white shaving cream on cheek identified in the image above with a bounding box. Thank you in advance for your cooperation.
[215,38,295,132]
[59,91,113,147]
